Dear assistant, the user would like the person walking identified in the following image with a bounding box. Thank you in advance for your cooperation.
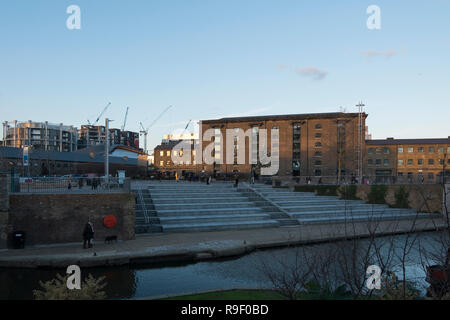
[82,221,95,249]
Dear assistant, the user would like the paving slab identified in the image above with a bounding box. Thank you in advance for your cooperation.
[0,217,446,268]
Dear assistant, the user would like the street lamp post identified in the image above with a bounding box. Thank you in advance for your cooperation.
[105,118,113,187]
[356,102,365,184]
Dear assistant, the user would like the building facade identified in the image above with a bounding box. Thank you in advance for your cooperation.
[199,112,367,181]
[2,121,78,152]
[78,125,139,150]
[153,140,198,178]
[365,138,450,183]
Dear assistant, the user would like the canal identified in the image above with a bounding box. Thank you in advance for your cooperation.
[0,231,448,300]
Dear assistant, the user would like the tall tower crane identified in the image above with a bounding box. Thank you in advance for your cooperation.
[87,102,112,126]
[181,119,192,136]
[121,107,129,131]
[140,105,172,154]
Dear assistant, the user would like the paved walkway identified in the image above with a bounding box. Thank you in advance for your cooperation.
[0,217,446,268]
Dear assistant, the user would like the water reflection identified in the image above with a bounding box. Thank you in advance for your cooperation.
[0,231,448,300]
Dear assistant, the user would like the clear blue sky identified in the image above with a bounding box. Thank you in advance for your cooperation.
[0,0,449,152]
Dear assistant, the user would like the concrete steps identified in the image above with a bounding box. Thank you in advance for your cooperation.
[150,197,250,204]
[281,203,385,213]
[249,184,438,225]
[155,207,265,217]
[135,182,439,233]
[161,220,279,233]
[153,202,257,211]
[297,213,441,225]
[135,183,280,233]
[290,208,417,218]
[159,213,271,225]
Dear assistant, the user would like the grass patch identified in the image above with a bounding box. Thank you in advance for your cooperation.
[161,289,287,300]
[161,286,356,300]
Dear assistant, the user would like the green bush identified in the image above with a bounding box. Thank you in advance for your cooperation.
[367,185,388,204]
[33,273,107,300]
[299,281,353,300]
[390,186,410,208]
[338,185,360,200]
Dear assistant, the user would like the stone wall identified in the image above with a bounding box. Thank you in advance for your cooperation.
[7,193,135,246]
[355,184,444,214]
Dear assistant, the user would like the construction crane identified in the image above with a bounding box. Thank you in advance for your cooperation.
[140,105,172,154]
[121,107,129,131]
[87,102,112,126]
[181,119,192,135]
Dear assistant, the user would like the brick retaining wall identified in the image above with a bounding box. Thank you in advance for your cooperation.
[7,193,135,246]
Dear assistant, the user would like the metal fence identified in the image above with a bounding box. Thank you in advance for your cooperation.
[10,176,131,193]
[274,174,449,186]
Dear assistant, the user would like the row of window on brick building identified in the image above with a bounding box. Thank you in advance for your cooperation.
[368,158,450,166]
[368,146,450,154]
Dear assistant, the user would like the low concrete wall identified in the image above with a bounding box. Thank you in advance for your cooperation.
[355,184,443,214]
[7,193,135,246]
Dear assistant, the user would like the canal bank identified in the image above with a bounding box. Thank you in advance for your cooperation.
[0,217,447,269]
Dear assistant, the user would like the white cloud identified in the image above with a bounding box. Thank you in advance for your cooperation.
[276,64,290,70]
[295,67,328,80]
[360,49,397,61]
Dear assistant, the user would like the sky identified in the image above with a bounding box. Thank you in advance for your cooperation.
[0,0,449,153]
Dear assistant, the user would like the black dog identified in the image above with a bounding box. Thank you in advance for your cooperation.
[104,235,118,244]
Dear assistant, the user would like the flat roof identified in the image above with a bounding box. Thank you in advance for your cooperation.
[202,112,367,124]
[366,138,450,145]
[0,146,138,165]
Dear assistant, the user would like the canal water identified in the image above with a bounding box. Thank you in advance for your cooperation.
[0,231,448,300]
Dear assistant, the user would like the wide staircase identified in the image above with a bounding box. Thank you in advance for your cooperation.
[134,182,280,233]
[250,184,441,225]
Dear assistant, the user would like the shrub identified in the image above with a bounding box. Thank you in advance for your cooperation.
[300,281,353,300]
[378,273,421,300]
[338,185,360,200]
[390,186,410,208]
[367,185,388,204]
[33,273,107,300]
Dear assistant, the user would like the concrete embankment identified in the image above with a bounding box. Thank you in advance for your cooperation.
[0,217,446,269]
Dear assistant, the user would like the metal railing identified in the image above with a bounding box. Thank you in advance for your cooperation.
[273,174,449,186]
[11,176,131,193]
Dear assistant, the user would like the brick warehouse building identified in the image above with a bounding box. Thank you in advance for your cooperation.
[198,112,368,182]
[365,137,450,184]
[154,140,198,178]
[153,112,449,184]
